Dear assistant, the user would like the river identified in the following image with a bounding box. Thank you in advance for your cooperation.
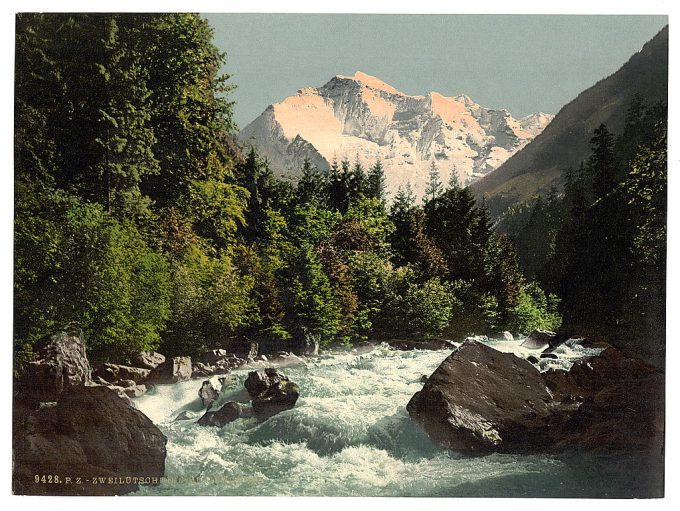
[133,338,660,497]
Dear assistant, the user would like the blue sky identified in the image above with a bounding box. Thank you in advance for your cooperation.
[204,14,668,128]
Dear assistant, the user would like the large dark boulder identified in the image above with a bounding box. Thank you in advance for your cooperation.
[387,338,457,351]
[13,385,166,495]
[197,401,243,427]
[19,331,91,403]
[407,341,564,452]
[244,368,300,421]
[408,340,664,456]
[146,356,192,384]
[92,363,150,385]
[132,351,165,370]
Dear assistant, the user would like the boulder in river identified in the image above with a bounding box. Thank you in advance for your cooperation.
[19,331,91,403]
[124,383,147,398]
[197,401,243,427]
[520,329,556,350]
[198,380,220,408]
[502,331,514,342]
[244,368,300,421]
[147,356,192,384]
[93,363,150,384]
[13,385,166,495]
[407,341,563,452]
[200,349,229,365]
[408,339,664,456]
[133,351,165,370]
[267,352,307,368]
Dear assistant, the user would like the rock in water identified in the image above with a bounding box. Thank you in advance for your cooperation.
[133,351,165,370]
[124,384,147,398]
[92,363,151,384]
[407,341,560,452]
[147,356,192,384]
[520,330,556,350]
[502,331,514,342]
[19,331,92,403]
[198,380,219,408]
[13,386,166,495]
[200,349,229,365]
[197,401,244,427]
[244,368,300,421]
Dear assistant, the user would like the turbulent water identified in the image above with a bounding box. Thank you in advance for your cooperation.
[133,338,657,497]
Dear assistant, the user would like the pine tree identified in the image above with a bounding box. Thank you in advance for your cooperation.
[328,158,346,213]
[590,124,616,201]
[423,160,444,204]
[366,159,386,202]
[297,158,327,206]
[349,155,366,200]
[447,165,461,190]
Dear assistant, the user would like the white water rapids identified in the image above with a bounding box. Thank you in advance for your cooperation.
[132,338,656,497]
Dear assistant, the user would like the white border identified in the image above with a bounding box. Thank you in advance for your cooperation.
[1,2,676,511]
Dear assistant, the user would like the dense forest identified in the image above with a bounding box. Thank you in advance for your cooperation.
[504,97,667,364]
[14,13,665,370]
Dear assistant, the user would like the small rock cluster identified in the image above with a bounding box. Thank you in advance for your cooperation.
[196,368,300,427]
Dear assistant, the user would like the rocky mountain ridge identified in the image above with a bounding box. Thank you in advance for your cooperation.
[240,71,552,200]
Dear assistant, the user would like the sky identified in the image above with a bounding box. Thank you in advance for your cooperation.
[204,14,668,129]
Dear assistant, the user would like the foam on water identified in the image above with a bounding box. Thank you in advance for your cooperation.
[132,339,647,497]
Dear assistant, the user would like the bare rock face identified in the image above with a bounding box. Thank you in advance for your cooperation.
[19,331,91,402]
[147,357,192,384]
[407,341,561,452]
[13,386,166,495]
[245,368,300,421]
[133,351,165,370]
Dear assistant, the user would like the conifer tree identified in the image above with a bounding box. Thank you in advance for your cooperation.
[590,124,616,201]
[297,158,327,207]
[423,160,444,204]
[366,159,386,202]
[447,165,461,190]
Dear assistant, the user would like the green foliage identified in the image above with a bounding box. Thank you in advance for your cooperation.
[297,158,328,207]
[377,269,453,338]
[506,283,561,335]
[278,244,342,349]
[163,245,257,357]
[14,186,172,362]
[403,278,455,337]
[345,196,394,248]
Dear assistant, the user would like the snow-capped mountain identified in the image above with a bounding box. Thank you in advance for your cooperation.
[239,71,553,200]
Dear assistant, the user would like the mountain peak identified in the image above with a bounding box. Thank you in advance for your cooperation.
[241,72,553,201]
[335,71,402,95]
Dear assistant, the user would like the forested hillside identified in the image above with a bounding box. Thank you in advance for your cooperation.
[14,14,560,371]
